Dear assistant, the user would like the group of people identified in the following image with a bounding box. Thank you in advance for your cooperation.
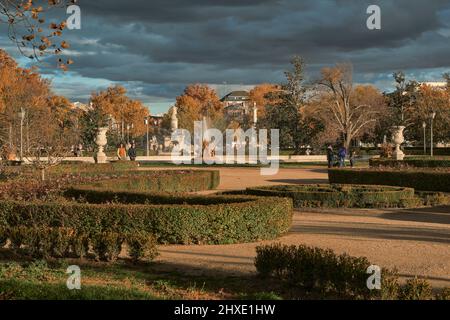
[326,145,357,168]
[71,144,84,157]
[117,142,137,161]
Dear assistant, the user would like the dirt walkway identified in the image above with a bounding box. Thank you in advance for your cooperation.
[145,167,450,288]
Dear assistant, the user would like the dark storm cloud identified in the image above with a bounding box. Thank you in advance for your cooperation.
[6,0,450,105]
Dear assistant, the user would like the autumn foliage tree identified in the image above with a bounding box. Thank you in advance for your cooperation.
[0,49,50,153]
[175,84,224,133]
[249,83,281,120]
[90,85,150,144]
[0,0,75,69]
[413,84,450,143]
[0,49,78,178]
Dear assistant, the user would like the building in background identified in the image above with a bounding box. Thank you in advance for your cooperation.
[221,91,251,120]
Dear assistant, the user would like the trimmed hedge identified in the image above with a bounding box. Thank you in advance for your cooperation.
[254,244,447,300]
[329,169,450,192]
[0,170,220,201]
[51,161,140,175]
[0,226,158,262]
[241,184,415,208]
[255,244,372,298]
[370,157,450,168]
[78,170,220,192]
[0,192,293,245]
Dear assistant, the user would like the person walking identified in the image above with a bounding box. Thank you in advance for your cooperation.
[326,145,334,168]
[128,142,137,161]
[338,145,347,167]
[117,143,127,161]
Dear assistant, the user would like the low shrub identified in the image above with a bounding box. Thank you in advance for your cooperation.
[0,192,293,245]
[437,288,450,300]
[255,244,372,298]
[255,244,442,300]
[91,232,124,262]
[328,168,450,192]
[399,277,434,300]
[416,191,450,207]
[243,184,415,208]
[0,169,220,201]
[380,268,401,300]
[79,170,220,193]
[126,232,159,263]
[370,157,450,168]
[50,161,140,175]
[0,226,158,263]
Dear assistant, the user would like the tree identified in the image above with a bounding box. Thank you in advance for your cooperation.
[79,103,109,152]
[0,49,50,154]
[0,0,75,69]
[318,63,382,150]
[175,84,224,133]
[24,95,78,181]
[264,57,324,153]
[444,73,450,91]
[249,83,281,120]
[413,84,450,143]
[386,72,419,128]
[90,85,150,143]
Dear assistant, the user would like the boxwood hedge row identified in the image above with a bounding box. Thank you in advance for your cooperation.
[77,170,220,192]
[328,169,450,192]
[0,192,293,245]
[0,226,158,263]
[241,184,416,208]
[369,158,450,168]
[51,161,140,174]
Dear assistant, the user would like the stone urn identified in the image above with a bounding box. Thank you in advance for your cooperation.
[391,126,405,160]
[95,127,109,164]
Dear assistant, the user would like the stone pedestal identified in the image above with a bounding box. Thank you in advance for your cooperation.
[95,127,109,164]
[391,126,405,161]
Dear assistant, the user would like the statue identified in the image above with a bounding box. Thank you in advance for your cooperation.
[391,126,405,161]
[95,127,108,163]
[171,106,178,133]
[252,102,258,128]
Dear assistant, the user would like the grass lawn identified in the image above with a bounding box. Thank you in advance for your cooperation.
[0,252,332,300]
[137,161,369,169]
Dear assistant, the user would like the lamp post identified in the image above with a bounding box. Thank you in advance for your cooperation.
[430,112,436,157]
[126,123,134,145]
[145,117,149,157]
[422,121,427,155]
[19,107,26,161]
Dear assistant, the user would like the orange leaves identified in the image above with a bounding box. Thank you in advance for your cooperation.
[4,0,73,68]
[91,86,150,137]
[60,41,70,49]
[175,84,224,132]
[250,84,282,107]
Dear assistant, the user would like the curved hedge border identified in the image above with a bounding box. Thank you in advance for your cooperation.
[328,169,450,192]
[241,184,415,208]
[0,191,293,245]
[369,158,450,168]
[51,161,140,174]
[77,170,220,192]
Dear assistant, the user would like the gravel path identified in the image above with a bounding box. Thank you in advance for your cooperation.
[145,167,450,288]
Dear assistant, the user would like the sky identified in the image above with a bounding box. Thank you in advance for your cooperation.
[1,0,450,114]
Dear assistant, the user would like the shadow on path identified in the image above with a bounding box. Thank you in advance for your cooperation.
[291,224,450,245]
[380,206,450,225]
